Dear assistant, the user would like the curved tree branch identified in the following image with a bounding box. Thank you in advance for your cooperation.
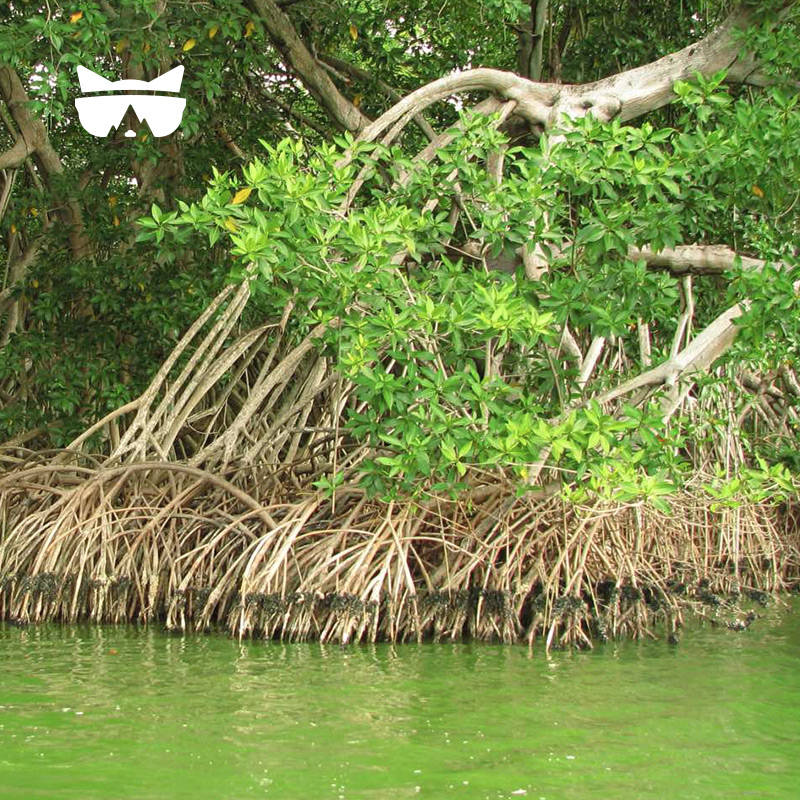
[0,137,32,170]
[350,2,793,148]
[318,52,438,142]
[574,4,795,123]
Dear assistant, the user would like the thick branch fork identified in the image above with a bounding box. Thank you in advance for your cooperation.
[352,3,791,144]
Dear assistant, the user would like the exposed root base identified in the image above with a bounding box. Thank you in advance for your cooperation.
[1,465,798,649]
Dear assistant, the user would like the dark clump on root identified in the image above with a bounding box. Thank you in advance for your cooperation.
[1,463,798,651]
[745,588,771,606]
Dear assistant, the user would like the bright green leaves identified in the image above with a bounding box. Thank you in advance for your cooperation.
[154,115,701,498]
[674,69,732,124]
[143,84,799,500]
[472,283,553,348]
[136,203,180,244]
[229,228,272,278]
[703,458,796,511]
[335,263,558,495]
[439,438,472,478]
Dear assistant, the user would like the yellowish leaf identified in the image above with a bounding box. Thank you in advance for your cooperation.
[69,11,83,24]
[352,93,363,108]
[113,215,120,227]
[223,217,238,232]
[231,187,252,205]
[138,282,145,292]
[244,20,255,38]
[108,195,117,208]
[10,224,17,235]
[183,38,197,52]
[349,23,357,41]
[115,38,128,54]
[752,184,765,199]
[209,25,219,39]
[143,42,151,53]
[32,279,39,288]
[29,207,38,217]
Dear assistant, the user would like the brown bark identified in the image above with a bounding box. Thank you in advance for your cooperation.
[0,66,91,260]
[249,0,370,132]
[517,0,548,81]
[0,137,33,170]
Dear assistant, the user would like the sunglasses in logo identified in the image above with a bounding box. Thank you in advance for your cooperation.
[75,95,186,137]
[74,65,186,139]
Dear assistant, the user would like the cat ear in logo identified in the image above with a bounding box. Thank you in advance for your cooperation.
[145,66,184,93]
[76,66,118,92]
[76,65,184,93]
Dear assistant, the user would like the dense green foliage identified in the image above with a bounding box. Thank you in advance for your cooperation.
[148,82,799,500]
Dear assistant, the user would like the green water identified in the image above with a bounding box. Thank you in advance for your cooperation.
[1,606,799,800]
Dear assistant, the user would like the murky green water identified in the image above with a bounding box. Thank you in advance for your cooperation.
[1,604,799,800]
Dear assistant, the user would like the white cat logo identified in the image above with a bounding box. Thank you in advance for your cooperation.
[75,65,185,138]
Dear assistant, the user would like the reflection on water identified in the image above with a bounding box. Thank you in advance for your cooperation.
[1,603,799,799]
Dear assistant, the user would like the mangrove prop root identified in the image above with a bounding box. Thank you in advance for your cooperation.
[0,464,797,648]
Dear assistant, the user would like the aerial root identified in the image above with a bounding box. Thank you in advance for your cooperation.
[1,464,796,648]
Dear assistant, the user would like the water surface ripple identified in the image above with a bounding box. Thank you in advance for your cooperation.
[1,603,799,799]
